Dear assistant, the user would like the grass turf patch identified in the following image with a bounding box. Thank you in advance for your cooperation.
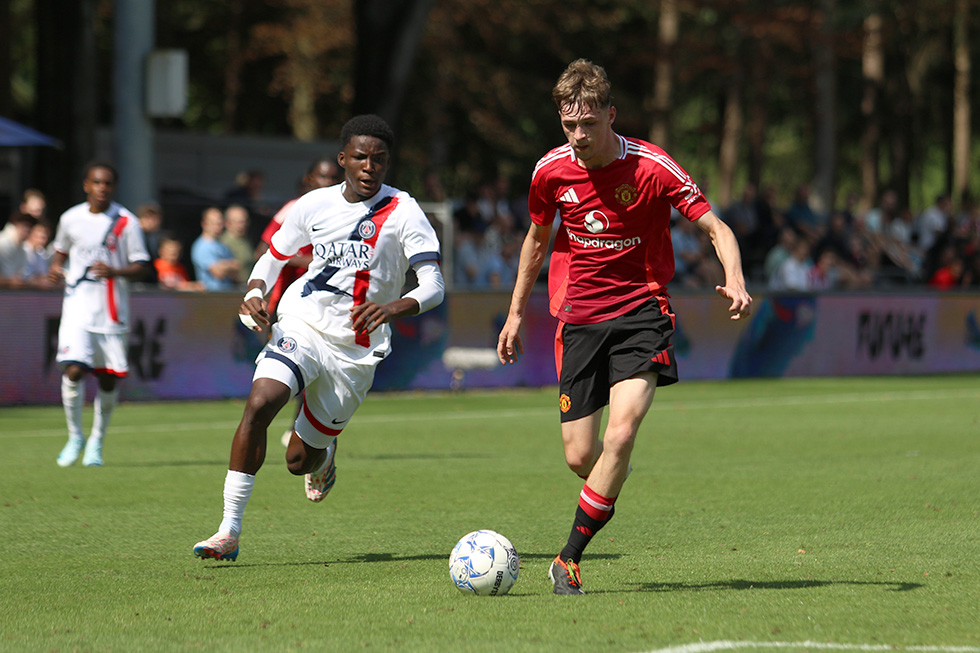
[1,375,978,651]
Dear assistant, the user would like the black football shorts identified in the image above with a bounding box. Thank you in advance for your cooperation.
[555,294,678,422]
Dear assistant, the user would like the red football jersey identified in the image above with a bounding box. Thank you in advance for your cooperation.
[529,135,711,324]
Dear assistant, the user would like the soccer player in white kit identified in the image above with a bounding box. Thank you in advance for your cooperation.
[49,161,151,467]
[194,115,445,561]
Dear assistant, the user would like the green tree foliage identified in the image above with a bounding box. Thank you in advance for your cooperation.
[5,0,978,209]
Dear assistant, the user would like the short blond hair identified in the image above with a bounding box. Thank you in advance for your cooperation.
[552,59,612,113]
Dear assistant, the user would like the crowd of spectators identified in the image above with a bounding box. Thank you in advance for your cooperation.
[0,189,55,289]
[449,178,980,293]
[2,177,979,293]
[712,183,980,292]
[452,177,527,289]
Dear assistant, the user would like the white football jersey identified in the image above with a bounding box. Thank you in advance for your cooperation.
[269,183,441,363]
[52,201,149,334]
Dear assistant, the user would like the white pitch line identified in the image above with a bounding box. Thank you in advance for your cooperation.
[1,387,976,439]
[653,388,979,411]
[648,640,980,653]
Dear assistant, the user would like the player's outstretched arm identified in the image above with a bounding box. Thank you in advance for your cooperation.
[694,210,753,321]
[497,222,551,364]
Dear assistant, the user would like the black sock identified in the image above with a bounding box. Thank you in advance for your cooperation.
[558,484,617,563]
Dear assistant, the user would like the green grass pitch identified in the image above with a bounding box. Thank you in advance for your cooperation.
[1,375,979,652]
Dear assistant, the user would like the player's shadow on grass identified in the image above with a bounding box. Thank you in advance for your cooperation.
[110,460,230,468]
[118,454,490,467]
[205,552,624,569]
[635,579,923,593]
[352,453,492,460]
[519,552,622,562]
[206,553,455,569]
[344,553,453,563]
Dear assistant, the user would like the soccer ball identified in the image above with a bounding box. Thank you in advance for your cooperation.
[449,530,519,596]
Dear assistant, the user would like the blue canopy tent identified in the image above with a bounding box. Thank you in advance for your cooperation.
[0,117,61,222]
[0,116,61,148]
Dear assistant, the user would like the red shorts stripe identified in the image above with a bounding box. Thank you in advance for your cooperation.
[94,367,128,378]
[657,293,675,329]
[554,322,566,380]
[302,400,343,436]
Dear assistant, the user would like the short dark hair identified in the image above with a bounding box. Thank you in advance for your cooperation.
[83,160,119,183]
[340,114,394,149]
[7,211,37,227]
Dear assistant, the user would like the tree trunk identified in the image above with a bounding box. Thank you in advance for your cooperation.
[746,41,771,190]
[952,0,971,209]
[718,81,741,209]
[352,0,433,127]
[34,0,97,214]
[648,0,678,149]
[859,10,883,212]
[813,0,837,217]
[889,47,912,209]
[286,36,319,142]
[0,0,11,117]
[222,1,245,133]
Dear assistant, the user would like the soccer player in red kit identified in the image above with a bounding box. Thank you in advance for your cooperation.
[257,158,344,318]
[497,59,752,594]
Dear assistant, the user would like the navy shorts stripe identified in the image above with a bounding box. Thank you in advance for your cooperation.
[58,360,93,371]
[264,351,305,396]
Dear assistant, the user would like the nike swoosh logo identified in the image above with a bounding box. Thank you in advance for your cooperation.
[311,225,326,232]
[331,418,347,425]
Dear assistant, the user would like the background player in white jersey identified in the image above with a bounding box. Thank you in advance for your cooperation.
[49,161,151,467]
[194,115,444,562]
[497,59,752,594]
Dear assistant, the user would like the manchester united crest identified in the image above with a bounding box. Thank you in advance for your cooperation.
[614,184,638,206]
[559,394,571,413]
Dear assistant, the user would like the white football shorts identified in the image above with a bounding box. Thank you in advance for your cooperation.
[56,324,129,377]
[253,316,377,449]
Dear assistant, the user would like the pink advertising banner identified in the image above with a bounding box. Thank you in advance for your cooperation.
[1,290,978,406]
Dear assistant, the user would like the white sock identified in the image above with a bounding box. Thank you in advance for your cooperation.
[90,388,119,442]
[218,470,255,538]
[315,436,337,472]
[61,376,84,441]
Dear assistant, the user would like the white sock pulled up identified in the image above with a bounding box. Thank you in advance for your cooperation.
[61,376,84,441]
[218,470,255,538]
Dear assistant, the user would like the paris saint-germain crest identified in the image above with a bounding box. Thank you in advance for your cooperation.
[277,336,298,353]
[357,220,377,239]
